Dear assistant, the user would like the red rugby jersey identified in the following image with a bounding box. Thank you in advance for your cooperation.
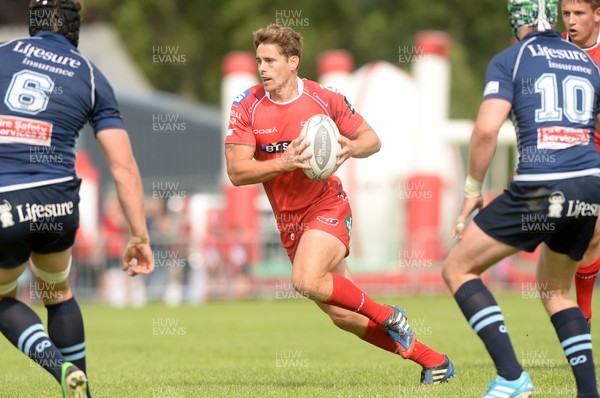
[562,31,600,150]
[225,78,363,214]
[562,31,600,62]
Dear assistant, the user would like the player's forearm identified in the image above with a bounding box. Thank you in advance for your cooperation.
[466,99,509,183]
[96,129,149,239]
[227,158,285,186]
[350,130,381,158]
[468,125,498,182]
[111,162,149,239]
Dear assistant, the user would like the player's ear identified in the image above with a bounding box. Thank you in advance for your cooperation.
[594,6,600,23]
[288,55,300,71]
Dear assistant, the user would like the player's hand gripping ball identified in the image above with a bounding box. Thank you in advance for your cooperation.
[300,114,341,180]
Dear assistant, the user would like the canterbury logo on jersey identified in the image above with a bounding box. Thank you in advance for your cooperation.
[260,141,291,153]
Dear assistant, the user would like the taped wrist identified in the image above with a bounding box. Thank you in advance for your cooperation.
[127,236,150,249]
[463,175,483,198]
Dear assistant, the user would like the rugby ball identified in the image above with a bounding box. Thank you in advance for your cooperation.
[301,114,341,180]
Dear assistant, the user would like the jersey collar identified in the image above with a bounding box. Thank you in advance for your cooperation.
[265,77,304,105]
[33,32,78,50]
[566,29,600,51]
[523,29,561,40]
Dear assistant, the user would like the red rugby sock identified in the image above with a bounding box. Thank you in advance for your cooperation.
[361,320,399,353]
[361,320,445,366]
[408,340,446,368]
[325,273,393,325]
[575,257,600,324]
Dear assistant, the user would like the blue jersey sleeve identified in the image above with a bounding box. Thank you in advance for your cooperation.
[595,68,600,117]
[482,52,514,103]
[90,65,125,134]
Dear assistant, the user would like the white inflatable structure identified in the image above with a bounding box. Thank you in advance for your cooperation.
[317,32,462,270]
[218,32,517,270]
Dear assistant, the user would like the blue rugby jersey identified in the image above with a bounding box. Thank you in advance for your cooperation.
[483,29,600,181]
[0,32,124,191]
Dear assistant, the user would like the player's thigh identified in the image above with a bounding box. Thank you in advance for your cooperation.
[537,244,580,316]
[581,216,600,265]
[29,180,80,261]
[0,189,34,269]
[292,229,347,279]
[443,220,519,290]
[537,243,579,293]
[291,195,352,278]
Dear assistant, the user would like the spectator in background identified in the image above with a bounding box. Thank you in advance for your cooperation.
[226,227,252,299]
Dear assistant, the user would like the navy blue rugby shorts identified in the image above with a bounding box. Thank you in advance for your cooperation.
[0,179,81,268]
[474,175,600,261]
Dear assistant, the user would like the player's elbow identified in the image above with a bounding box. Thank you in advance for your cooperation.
[365,135,381,157]
[226,166,249,187]
[229,178,244,187]
[472,123,499,143]
[373,136,382,153]
[227,171,243,187]
[110,162,139,186]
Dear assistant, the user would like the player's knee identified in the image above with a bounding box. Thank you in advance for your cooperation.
[539,287,570,308]
[30,258,71,285]
[291,275,311,297]
[29,258,72,301]
[290,271,319,297]
[441,261,455,287]
[294,276,327,299]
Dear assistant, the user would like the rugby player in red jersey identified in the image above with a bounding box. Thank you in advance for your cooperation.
[562,0,600,326]
[225,24,454,385]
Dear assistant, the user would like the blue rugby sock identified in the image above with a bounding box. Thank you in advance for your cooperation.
[0,298,63,381]
[454,279,523,380]
[46,296,87,373]
[551,307,599,398]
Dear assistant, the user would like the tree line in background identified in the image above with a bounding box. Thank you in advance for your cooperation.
[5,0,566,119]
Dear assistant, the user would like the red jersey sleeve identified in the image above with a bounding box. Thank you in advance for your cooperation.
[322,86,363,137]
[225,88,256,146]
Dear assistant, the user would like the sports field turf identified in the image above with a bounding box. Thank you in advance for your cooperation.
[0,292,597,397]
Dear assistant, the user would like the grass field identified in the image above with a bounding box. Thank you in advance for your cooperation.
[0,292,598,397]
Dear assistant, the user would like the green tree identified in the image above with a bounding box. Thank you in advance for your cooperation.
[85,0,518,118]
